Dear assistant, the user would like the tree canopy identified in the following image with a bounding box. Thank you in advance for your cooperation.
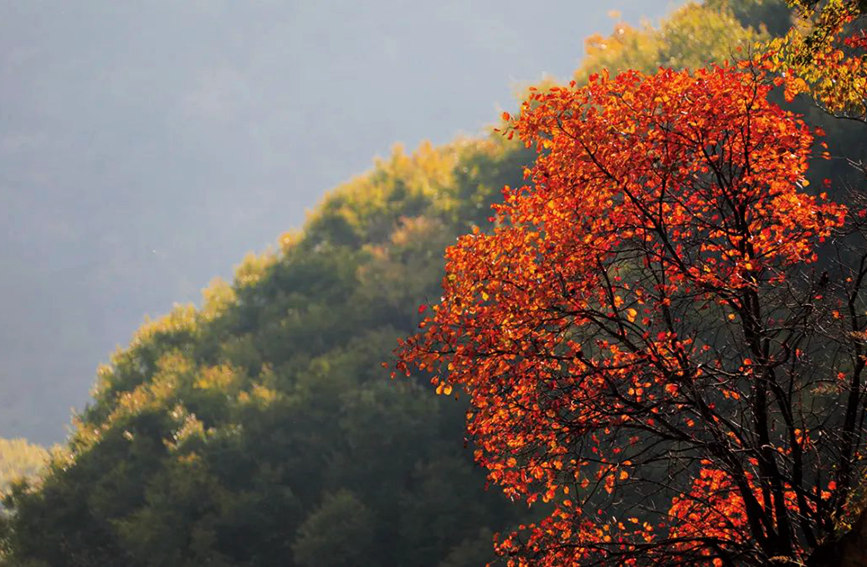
[396,2,867,565]
[0,439,48,498]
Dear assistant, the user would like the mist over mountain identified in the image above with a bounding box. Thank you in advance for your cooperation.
[0,1,681,443]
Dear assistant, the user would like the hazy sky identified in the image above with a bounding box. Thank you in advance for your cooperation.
[0,0,682,443]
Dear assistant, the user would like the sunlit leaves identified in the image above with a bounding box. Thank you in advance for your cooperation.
[574,2,770,86]
[396,65,851,565]
[764,0,867,121]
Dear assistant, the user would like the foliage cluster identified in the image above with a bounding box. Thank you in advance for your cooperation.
[0,439,48,498]
[573,0,786,85]
[765,0,867,121]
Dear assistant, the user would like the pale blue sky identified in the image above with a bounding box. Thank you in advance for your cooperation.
[0,0,682,443]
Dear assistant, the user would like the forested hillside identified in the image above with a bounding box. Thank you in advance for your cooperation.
[2,137,534,566]
[0,439,48,497]
[5,1,865,565]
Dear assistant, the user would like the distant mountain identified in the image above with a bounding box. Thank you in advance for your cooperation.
[0,0,683,444]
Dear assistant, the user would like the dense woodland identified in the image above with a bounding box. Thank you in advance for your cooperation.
[1,1,866,565]
[0,439,48,498]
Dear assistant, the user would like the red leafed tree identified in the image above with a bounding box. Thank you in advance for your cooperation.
[395,65,867,566]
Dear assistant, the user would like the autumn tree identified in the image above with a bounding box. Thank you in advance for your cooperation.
[396,64,867,565]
